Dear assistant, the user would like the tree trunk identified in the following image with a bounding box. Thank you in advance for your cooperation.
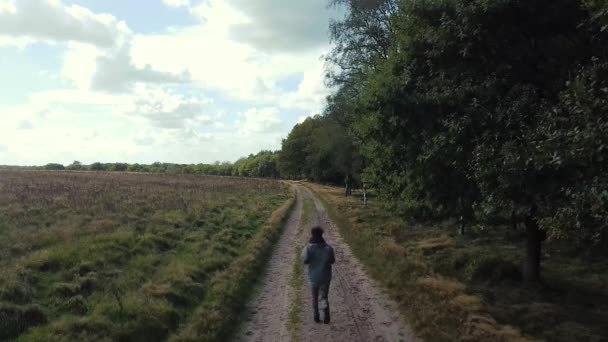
[457,196,465,235]
[344,175,350,197]
[523,213,542,282]
[458,215,465,235]
[511,209,518,230]
[344,175,353,196]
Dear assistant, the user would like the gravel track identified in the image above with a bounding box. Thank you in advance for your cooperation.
[235,186,417,342]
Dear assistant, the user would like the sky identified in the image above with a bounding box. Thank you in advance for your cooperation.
[0,0,341,165]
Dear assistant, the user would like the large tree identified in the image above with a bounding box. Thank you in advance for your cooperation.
[279,117,322,179]
[326,0,398,88]
[279,115,362,186]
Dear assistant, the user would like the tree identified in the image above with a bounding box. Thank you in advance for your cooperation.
[44,163,65,171]
[279,117,322,179]
[531,57,608,251]
[128,164,145,172]
[108,163,128,172]
[90,162,106,171]
[323,86,366,195]
[326,0,398,87]
[66,161,83,171]
[457,0,606,280]
[256,154,280,178]
[279,115,362,186]
[308,117,362,191]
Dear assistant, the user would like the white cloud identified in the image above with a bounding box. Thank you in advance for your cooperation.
[91,45,191,92]
[227,0,338,52]
[131,2,264,101]
[133,130,156,146]
[0,0,130,47]
[127,85,212,129]
[61,42,103,89]
[28,88,131,107]
[27,84,213,130]
[0,35,33,48]
[162,0,190,8]
[130,0,332,108]
[17,119,34,130]
[239,107,283,134]
[297,115,309,124]
[130,126,214,157]
[0,103,133,165]
[60,38,190,93]
[279,58,331,113]
[0,1,16,15]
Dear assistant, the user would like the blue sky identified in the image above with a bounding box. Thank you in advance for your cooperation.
[0,0,339,165]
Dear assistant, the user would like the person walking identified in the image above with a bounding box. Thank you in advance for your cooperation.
[302,226,335,324]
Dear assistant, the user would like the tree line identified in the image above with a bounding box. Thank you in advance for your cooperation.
[9,151,280,179]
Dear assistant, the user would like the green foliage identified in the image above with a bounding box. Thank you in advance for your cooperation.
[89,162,106,171]
[66,161,83,171]
[532,61,608,247]
[324,0,608,253]
[279,117,322,179]
[326,0,397,86]
[43,163,64,171]
[279,115,362,185]
[233,151,280,178]
[107,163,128,172]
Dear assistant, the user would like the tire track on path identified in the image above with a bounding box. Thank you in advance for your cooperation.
[234,186,303,342]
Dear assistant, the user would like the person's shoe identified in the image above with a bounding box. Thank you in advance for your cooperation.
[314,314,320,323]
[323,309,330,324]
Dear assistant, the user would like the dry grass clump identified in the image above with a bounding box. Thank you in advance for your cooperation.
[450,294,482,312]
[462,314,529,342]
[378,237,408,258]
[416,276,466,296]
[417,235,455,254]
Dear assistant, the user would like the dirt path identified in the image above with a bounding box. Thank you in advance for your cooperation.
[235,186,417,342]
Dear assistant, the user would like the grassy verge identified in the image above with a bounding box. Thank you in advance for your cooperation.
[0,171,291,341]
[305,182,608,342]
[287,198,314,341]
[169,183,297,342]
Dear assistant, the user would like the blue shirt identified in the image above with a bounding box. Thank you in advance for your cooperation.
[302,243,335,285]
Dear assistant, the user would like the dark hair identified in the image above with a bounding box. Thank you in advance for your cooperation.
[309,226,326,244]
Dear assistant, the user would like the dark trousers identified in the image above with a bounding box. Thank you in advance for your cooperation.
[311,282,330,318]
